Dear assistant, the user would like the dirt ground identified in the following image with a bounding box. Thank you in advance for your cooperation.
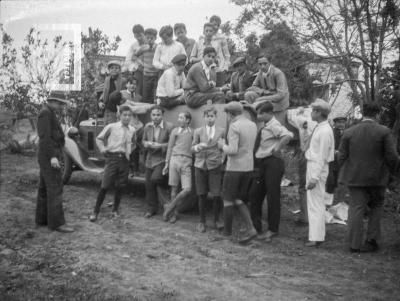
[0,151,399,301]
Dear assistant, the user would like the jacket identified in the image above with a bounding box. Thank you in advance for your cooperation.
[192,125,225,170]
[248,65,289,112]
[338,119,399,187]
[37,105,65,164]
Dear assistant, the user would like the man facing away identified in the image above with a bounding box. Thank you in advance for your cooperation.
[217,102,258,244]
[244,55,289,123]
[338,103,399,253]
[184,46,228,108]
[304,99,334,247]
[156,54,187,109]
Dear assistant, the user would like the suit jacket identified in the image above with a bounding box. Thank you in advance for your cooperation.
[192,126,225,170]
[184,62,218,95]
[223,115,257,172]
[230,70,254,95]
[142,121,174,168]
[102,75,125,105]
[338,119,399,187]
[120,90,142,103]
[248,65,289,112]
[37,105,65,164]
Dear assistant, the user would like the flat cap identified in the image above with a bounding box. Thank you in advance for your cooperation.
[172,54,187,65]
[257,57,269,64]
[107,60,121,69]
[333,116,347,122]
[232,57,246,67]
[47,91,71,105]
[311,98,331,115]
[224,101,243,114]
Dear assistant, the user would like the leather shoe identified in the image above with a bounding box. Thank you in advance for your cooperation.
[196,223,206,233]
[144,212,155,219]
[213,220,224,230]
[55,225,74,233]
[89,213,98,222]
[305,241,322,247]
[360,240,379,252]
[163,205,174,222]
[239,228,257,244]
[169,213,178,224]
[349,248,361,253]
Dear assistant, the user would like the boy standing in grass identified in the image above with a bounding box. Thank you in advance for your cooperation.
[89,106,136,222]
[162,111,193,223]
[192,106,225,232]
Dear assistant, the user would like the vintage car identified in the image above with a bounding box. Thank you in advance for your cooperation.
[60,103,260,185]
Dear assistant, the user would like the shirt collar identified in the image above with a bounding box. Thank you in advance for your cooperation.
[178,126,191,133]
[152,120,164,129]
[201,60,210,71]
[119,121,130,129]
[264,116,277,128]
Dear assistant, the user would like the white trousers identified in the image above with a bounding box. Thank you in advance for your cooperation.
[306,162,329,242]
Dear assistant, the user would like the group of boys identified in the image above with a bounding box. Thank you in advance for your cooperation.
[34,16,400,252]
[98,15,289,121]
[88,98,295,244]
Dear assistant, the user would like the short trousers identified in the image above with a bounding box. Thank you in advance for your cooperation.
[195,166,222,197]
[168,155,192,190]
[222,171,252,203]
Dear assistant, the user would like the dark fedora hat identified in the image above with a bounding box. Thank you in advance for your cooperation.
[47,91,71,105]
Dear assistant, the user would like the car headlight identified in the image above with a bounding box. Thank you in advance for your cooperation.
[67,126,79,138]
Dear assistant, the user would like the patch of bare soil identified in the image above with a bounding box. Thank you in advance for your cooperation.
[0,151,399,301]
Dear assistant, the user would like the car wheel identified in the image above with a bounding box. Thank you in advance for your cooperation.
[60,150,73,184]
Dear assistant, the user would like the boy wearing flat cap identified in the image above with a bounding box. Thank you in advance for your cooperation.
[304,99,334,247]
[184,46,228,108]
[36,91,74,233]
[156,54,187,109]
[217,102,258,244]
[226,57,254,102]
[99,60,125,124]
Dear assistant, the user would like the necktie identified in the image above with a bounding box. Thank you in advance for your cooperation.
[207,126,211,140]
[153,125,160,142]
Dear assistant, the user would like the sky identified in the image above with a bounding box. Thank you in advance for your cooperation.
[1,0,243,57]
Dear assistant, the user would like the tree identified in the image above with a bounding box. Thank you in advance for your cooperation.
[21,28,68,103]
[231,0,400,106]
[0,25,38,117]
[71,27,121,114]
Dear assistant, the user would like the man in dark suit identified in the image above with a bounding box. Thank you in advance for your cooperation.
[226,57,254,102]
[142,106,174,218]
[184,46,228,108]
[36,91,74,233]
[338,103,399,252]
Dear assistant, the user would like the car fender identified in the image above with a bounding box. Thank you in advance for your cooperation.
[63,136,104,174]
